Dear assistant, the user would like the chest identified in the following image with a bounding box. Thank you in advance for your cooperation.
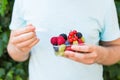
[22,0,104,44]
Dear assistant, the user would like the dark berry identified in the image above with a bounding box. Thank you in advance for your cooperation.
[60,33,67,40]
[65,40,70,46]
[76,32,82,38]
[53,46,59,52]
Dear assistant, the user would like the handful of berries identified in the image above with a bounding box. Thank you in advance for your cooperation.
[50,30,85,56]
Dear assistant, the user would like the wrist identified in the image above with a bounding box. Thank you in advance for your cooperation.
[7,43,30,62]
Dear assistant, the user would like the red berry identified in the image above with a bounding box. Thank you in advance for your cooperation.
[78,39,84,44]
[65,46,72,51]
[73,30,77,34]
[65,45,74,51]
[69,31,74,36]
[50,37,58,45]
[68,35,72,39]
[74,35,78,40]
[57,36,66,45]
[79,43,85,46]
[73,38,77,41]
[68,38,73,43]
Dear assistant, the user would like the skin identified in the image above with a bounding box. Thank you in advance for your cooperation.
[64,39,120,65]
[7,24,39,62]
[7,24,120,65]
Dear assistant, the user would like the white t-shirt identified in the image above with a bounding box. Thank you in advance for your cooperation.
[10,0,120,80]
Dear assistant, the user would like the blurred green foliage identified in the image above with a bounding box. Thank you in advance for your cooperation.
[0,0,120,80]
[0,0,28,80]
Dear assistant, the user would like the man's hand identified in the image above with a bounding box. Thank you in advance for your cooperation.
[64,44,104,64]
[64,38,120,65]
[7,24,39,62]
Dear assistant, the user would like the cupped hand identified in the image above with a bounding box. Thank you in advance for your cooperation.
[64,44,104,64]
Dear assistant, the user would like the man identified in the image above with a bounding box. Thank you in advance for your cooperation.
[7,0,120,80]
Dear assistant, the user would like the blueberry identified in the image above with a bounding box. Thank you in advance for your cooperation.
[59,33,67,40]
[65,41,70,46]
[53,46,59,52]
[76,32,82,38]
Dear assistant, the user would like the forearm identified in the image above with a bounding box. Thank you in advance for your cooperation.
[7,43,30,62]
[97,45,120,65]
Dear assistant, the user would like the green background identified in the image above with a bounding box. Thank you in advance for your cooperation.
[0,0,120,80]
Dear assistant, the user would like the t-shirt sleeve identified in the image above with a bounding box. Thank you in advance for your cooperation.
[9,0,26,30]
[100,0,120,41]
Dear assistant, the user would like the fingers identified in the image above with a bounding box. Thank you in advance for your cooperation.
[19,38,40,52]
[9,24,40,52]
[71,45,94,53]
[12,24,35,36]
[28,38,40,48]
[64,51,98,64]
[12,32,36,44]
[16,37,39,48]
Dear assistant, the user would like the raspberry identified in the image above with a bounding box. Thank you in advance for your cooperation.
[57,36,66,45]
[50,37,58,45]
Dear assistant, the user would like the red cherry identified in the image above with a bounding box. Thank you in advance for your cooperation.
[74,35,78,40]
[68,38,73,43]
[78,39,84,44]
[73,30,77,34]
[73,38,77,41]
[68,35,72,39]
[69,31,74,36]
